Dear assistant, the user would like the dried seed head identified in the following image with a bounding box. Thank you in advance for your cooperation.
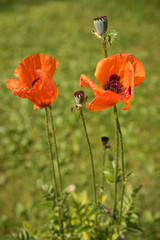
[94,16,108,36]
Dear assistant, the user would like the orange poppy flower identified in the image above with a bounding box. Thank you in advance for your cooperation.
[80,53,145,110]
[6,53,59,109]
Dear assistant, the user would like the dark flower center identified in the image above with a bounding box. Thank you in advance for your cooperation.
[104,74,124,94]
[32,78,40,87]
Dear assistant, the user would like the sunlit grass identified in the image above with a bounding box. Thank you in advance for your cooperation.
[0,0,160,239]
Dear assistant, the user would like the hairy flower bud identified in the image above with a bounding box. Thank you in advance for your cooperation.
[101,136,109,146]
[74,90,85,104]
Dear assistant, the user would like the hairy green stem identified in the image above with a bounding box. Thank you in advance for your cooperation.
[79,108,97,204]
[45,108,64,239]
[102,147,106,196]
[101,37,108,58]
[45,107,59,199]
[117,115,125,219]
[113,105,119,215]
[49,105,63,192]
[100,29,125,224]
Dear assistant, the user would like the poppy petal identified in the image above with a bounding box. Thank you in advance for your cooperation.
[95,54,129,86]
[14,53,59,89]
[126,54,145,87]
[95,53,145,88]
[6,78,29,98]
[80,74,104,96]
[26,70,58,109]
[120,62,134,110]
[88,91,121,111]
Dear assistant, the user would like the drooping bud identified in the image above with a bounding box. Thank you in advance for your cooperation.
[94,16,108,36]
[101,136,111,149]
[101,136,109,146]
[74,90,84,104]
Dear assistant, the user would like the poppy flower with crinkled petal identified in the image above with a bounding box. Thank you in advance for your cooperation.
[6,53,59,109]
[80,53,145,111]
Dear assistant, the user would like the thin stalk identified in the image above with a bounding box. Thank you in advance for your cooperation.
[113,105,119,215]
[45,107,59,199]
[100,36,107,199]
[101,37,108,58]
[49,105,63,192]
[45,108,64,239]
[99,25,125,224]
[102,147,106,197]
[79,108,97,204]
[117,116,125,219]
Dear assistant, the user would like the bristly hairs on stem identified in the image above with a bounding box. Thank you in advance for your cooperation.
[96,16,125,222]
[45,107,64,239]
[48,105,63,192]
[72,91,97,204]
[113,105,119,216]
[45,107,59,200]
[117,116,125,220]
[79,108,97,204]
[101,137,111,202]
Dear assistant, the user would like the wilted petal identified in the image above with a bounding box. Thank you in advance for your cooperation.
[14,53,59,89]
[6,78,29,98]
[26,70,58,109]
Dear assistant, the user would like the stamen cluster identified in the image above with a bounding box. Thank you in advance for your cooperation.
[104,74,124,94]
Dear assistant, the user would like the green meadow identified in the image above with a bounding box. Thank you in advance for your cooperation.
[0,0,160,239]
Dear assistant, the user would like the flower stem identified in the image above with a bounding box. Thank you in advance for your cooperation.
[79,108,97,204]
[101,147,106,198]
[45,107,59,199]
[101,37,108,58]
[99,27,125,224]
[48,105,63,192]
[45,108,64,239]
[113,105,119,215]
[117,114,125,220]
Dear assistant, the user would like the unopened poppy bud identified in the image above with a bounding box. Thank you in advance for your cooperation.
[74,90,84,104]
[101,136,109,146]
[94,16,108,36]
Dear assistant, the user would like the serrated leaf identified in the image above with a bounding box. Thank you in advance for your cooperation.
[87,204,99,218]
[104,167,114,183]
[0,236,14,240]
[108,154,114,162]
[131,185,142,198]
[125,172,134,180]
[107,30,118,45]
[104,166,122,184]
[18,230,30,240]
[76,225,91,233]
[127,221,143,233]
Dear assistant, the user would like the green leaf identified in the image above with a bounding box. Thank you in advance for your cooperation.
[13,230,31,240]
[108,154,114,162]
[107,30,118,45]
[104,168,114,183]
[104,166,122,184]
[87,204,99,218]
[125,172,134,180]
[0,236,14,240]
[76,225,91,233]
[131,185,142,198]
[127,221,143,233]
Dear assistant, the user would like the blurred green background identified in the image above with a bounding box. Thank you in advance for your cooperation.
[0,0,160,239]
